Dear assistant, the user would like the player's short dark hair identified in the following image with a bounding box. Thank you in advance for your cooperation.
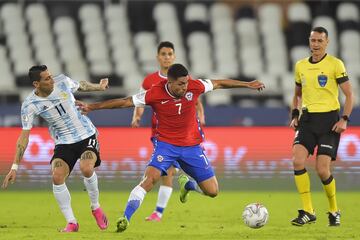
[29,65,48,82]
[167,63,188,80]
[157,41,175,53]
[311,26,328,37]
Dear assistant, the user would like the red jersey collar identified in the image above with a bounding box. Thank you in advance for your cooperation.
[157,71,167,79]
[165,83,177,98]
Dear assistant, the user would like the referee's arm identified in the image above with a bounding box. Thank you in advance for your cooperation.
[339,81,354,118]
[332,81,354,133]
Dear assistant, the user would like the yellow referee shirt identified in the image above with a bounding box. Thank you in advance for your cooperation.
[294,54,349,113]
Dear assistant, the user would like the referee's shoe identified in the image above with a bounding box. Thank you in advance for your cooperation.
[291,210,316,226]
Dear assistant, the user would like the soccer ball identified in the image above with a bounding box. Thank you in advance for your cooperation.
[242,203,269,228]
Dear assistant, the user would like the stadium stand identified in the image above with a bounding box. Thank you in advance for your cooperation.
[210,3,239,78]
[0,0,359,108]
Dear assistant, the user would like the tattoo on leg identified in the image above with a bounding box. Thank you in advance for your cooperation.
[54,161,62,168]
[81,152,94,160]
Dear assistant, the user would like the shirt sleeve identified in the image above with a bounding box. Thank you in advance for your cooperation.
[198,78,214,93]
[335,59,349,84]
[21,103,36,130]
[132,91,147,107]
[142,76,151,90]
[54,74,80,93]
[65,76,80,93]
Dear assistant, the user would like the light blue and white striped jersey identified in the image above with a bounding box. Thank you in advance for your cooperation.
[21,74,97,145]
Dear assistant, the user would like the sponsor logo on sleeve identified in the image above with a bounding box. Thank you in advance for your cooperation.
[135,91,146,102]
[22,115,29,123]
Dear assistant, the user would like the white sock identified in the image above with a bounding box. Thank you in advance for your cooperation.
[83,172,100,210]
[124,185,147,221]
[53,183,76,223]
[155,185,173,217]
[128,185,147,203]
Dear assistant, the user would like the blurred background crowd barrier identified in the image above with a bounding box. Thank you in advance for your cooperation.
[1,127,359,190]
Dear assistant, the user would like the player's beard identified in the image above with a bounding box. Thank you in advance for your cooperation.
[176,91,185,98]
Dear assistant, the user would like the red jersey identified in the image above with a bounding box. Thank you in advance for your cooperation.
[133,78,213,146]
[141,71,167,137]
[142,71,167,90]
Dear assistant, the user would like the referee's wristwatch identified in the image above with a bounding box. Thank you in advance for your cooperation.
[341,115,350,122]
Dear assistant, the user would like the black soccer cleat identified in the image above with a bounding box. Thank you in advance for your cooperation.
[328,211,341,226]
[291,210,316,226]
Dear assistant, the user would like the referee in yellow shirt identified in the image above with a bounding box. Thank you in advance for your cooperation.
[290,26,354,227]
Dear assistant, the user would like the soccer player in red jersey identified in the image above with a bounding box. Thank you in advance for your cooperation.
[76,63,265,232]
[131,42,205,222]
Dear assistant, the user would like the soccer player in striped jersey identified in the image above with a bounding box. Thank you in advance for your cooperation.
[76,63,264,232]
[131,41,205,222]
[290,27,354,227]
[2,65,109,232]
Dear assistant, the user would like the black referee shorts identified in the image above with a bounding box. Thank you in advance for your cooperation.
[50,134,101,172]
[293,110,340,160]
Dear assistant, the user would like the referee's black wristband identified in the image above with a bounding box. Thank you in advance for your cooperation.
[341,115,350,122]
[291,109,300,119]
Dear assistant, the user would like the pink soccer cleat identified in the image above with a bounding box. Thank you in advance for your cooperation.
[60,222,79,232]
[145,212,161,222]
[92,207,109,230]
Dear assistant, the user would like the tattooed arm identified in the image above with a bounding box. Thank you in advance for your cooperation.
[12,130,30,166]
[1,130,30,189]
[78,78,109,92]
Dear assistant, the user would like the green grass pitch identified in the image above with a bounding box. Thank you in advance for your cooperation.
[0,191,359,240]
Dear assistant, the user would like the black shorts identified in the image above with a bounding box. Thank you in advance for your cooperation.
[293,110,340,160]
[51,134,101,172]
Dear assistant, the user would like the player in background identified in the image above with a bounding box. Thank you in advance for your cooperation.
[1,65,109,232]
[76,63,265,232]
[289,27,354,227]
[131,41,206,222]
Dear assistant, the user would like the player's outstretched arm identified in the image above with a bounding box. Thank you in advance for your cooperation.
[76,96,135,114]
[2,130,30,189]
[131,107,145,128]
[78,78,109,92]
[211,79,265,91]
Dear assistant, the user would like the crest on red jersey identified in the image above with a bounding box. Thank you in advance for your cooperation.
[185,92,193,101]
